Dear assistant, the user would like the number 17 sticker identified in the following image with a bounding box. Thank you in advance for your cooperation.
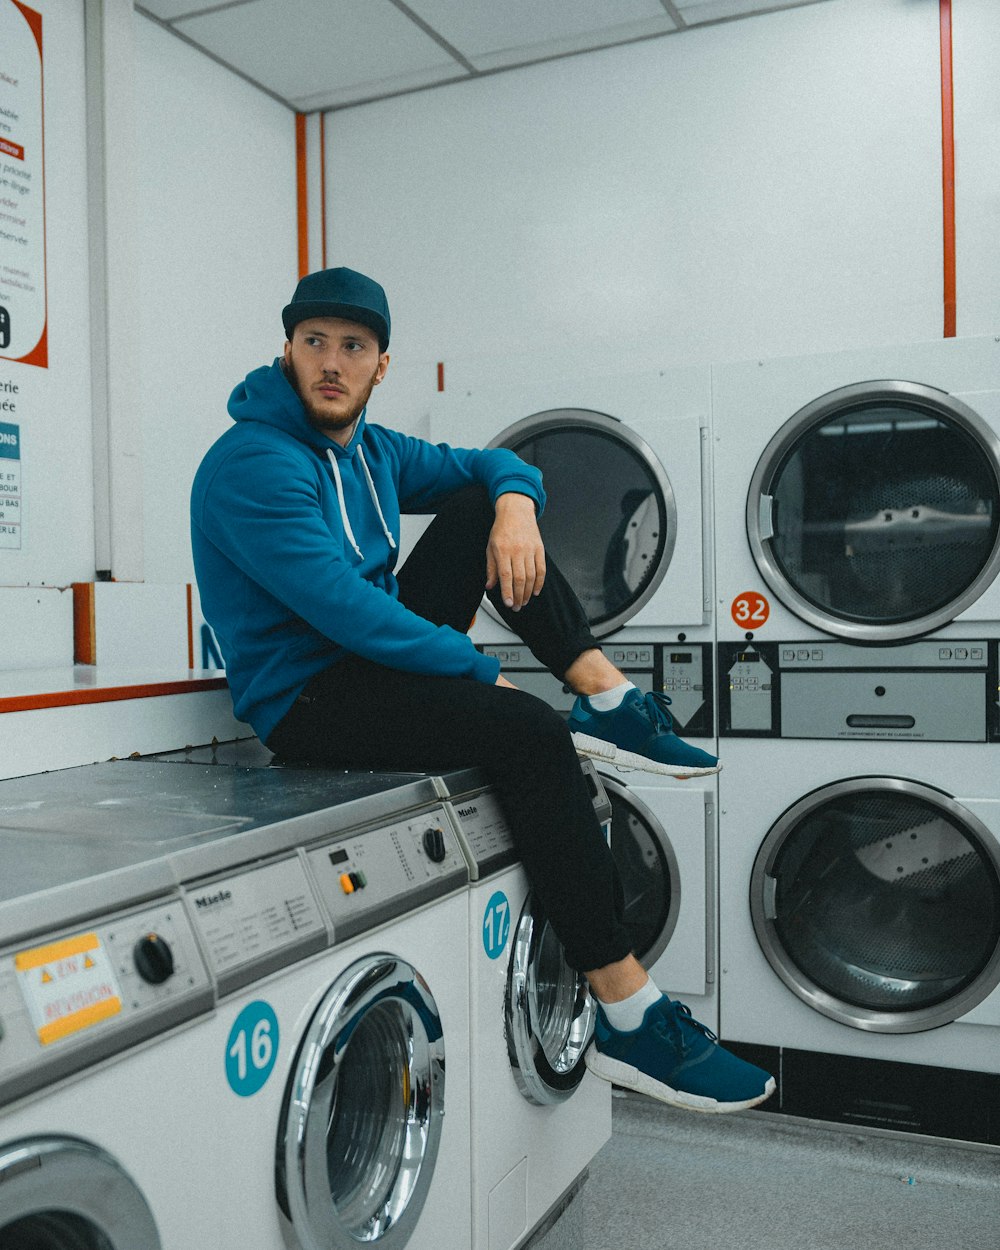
[731,591,770,629]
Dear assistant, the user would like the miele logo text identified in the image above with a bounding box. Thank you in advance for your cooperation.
[194,889,232,908]
[457,804,478,818]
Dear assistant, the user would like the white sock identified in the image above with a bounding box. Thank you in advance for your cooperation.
[597,978,663,1032]
[585,681,636,713]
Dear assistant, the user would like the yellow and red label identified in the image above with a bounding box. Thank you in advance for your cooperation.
[15,932,122,1045]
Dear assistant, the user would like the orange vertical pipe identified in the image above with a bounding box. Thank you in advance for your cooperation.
[319,113,328,268]
[186,583,195,670]
[939,0,956,338]
[72,583,96,665]
[296,113,309,278]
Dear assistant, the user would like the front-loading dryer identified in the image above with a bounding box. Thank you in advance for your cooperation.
[437,761,612,1250]
[428,368,716,744]
[596,768,718,1033]
[718,737,1000,1139]
[713,336,1000,742]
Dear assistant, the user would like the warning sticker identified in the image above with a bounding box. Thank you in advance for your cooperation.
[15,932,122,1045]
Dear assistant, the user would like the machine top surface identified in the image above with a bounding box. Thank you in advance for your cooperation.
[0,746,436,936]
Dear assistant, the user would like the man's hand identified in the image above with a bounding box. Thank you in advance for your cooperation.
[485,492,546,611]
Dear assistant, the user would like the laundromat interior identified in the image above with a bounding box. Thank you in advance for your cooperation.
[2,0,1000,1247]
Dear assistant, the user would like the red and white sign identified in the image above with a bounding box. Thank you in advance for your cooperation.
[0,0,46,367]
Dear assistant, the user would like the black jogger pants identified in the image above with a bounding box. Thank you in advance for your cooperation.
[267,487,632,972]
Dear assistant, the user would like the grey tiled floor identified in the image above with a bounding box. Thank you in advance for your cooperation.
[530,1092,1000,1250]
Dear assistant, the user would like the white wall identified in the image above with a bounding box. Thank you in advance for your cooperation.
[134,13,297,584]
[953,0,1000,339]
[324,0,999,418]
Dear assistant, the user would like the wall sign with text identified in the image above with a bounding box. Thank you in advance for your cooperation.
[0,0,46,368]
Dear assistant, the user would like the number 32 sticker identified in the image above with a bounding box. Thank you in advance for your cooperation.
[731,592,770,629]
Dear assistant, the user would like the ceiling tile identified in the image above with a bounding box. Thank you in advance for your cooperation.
[469,17,679,74]
[407,0,676,59]
[138,0,251,21]
[675,0,818,23]
[173,0,464,106]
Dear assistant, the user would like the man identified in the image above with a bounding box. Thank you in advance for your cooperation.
[191,266,774,1113]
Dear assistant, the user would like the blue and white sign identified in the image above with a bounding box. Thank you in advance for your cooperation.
[482,890,510,960]
[225,1000,279,1097]
[0,421,19,549]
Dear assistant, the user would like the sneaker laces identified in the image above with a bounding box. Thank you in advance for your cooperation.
[654,999,718,1057]
[641,690,675,734]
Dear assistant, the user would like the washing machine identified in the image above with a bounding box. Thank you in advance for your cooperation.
[595,767,718,1033]
[718,737,1000,1137]
[713,336,1000,739]
[428,368,717,744]
[436,760,612,1250]
[0,768,214,1249]
[0,753,473,1250]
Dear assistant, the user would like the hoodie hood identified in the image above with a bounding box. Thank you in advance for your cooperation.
[227,357,367,460]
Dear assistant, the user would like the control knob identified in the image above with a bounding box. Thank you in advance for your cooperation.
[133,933,175,985]
[422,827,447,863]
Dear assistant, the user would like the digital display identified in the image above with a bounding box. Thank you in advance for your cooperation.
[669,652,692,664]
[737,652,760,663]
[328,848,349,866]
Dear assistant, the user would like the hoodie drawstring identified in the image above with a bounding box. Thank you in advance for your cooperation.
[326,446,397,561]
[357,446,398,552]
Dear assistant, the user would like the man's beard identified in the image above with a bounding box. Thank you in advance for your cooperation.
[285,359,379,435]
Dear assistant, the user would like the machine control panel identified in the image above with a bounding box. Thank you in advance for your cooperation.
[185,855,326,995]
[307,803,467,942]
[444,786,515,881]
[718,639,999,742]
[444,762,611,880]
[660,646,713,734]
[478,641,714,736]
[0,895,212,1108]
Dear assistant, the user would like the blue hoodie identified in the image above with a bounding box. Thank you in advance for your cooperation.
[191,359,546,743]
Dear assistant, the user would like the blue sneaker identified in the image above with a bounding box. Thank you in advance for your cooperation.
[568,689,721,777]
[586,996,775,1114]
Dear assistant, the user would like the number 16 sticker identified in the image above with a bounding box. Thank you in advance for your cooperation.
[731,591,770,629]
[225,1000,278,1097]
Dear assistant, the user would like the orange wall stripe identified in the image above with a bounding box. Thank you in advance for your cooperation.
[939,0,956,338]
[0,677,229,716]
[437,362,445,392]
[72,583,96,665]
[319,112,328,268]
[296,112,309,278]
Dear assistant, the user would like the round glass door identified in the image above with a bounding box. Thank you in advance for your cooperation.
[489,410,676,635]
[505,893,597,1105]
[602,778,680,970]
[0,1138,161,1250]
[747,382,1000,641]
[276,954,445,1249]
[751,778,1000,1032]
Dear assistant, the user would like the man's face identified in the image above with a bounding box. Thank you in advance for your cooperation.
[283,317,389,444]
